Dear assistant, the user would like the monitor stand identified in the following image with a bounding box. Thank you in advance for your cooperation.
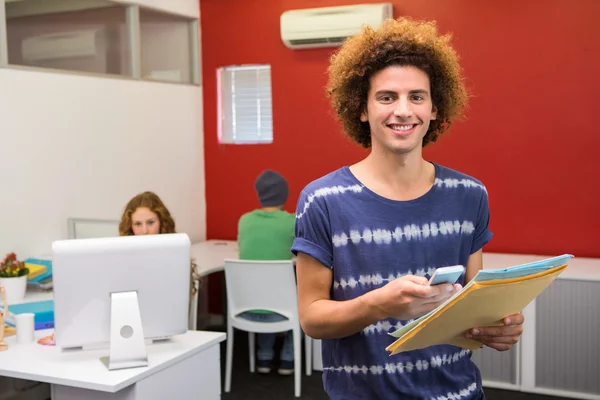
[107,291,149,370]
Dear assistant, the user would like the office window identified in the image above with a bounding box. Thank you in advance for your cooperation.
[218,64,273,144]
[140,9,198,84]
[4,0,131,77]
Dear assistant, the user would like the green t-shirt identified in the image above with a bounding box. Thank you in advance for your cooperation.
[237,209,296,314]
[238,209,296,260]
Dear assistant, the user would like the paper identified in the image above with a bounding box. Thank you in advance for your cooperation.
[386,254,573,355]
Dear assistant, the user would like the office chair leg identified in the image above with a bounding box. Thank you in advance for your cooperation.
[305,335,312,376]
[293,328,301,397]
[224,323,234,392]
[248,332,256,373]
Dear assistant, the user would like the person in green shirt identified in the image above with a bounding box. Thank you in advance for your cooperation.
[237,170,296,375]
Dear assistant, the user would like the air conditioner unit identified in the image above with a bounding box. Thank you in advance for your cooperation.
[280,3,393,50]
[21,29,100,62]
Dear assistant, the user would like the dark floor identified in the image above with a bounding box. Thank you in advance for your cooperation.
[218,330,569,400]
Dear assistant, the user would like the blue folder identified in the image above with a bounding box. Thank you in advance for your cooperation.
[4,300,55,330]
[474,254,574,282]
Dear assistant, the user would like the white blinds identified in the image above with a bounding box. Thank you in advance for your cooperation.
[218,64,273,144]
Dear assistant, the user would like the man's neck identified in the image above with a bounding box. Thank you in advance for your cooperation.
[350,145,435,201]
[370,146,428,185]
[261,206,283,212]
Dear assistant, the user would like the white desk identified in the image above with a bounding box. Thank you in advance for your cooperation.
[190,240,238,330]
[11,288,53,305]
[191,240,238,278]
[1,274,227,399]
[0,329,225,399]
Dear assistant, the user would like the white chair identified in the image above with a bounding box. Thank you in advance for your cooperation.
[223,259,312,398]
[67,218,120,239]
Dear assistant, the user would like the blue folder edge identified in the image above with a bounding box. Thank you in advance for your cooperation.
[475,254,574,282]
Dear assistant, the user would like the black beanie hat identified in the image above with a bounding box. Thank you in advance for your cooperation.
[254,170,289,207]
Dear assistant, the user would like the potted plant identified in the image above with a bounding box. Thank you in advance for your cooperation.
[0,253,29,303]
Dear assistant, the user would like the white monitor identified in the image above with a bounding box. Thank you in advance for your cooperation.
[52,233,190,370]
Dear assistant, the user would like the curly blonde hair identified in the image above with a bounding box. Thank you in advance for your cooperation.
[326,17,468,148]
[119,191,176,236]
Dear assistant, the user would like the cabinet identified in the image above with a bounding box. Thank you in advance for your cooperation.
[475,254,600,400]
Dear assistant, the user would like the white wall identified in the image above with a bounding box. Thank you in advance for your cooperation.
[0,65,205,258]
[0,0,204,258]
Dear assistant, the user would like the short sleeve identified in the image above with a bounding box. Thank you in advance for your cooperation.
[291,188,334,268]
[471,187,494,254]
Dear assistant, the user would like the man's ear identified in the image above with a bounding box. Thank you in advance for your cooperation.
[360,109,368,122]
[431,105,438,120]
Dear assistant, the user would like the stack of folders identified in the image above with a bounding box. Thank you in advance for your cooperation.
[4,300,55,330]
[25,258,53,290]
[386,254,573,355]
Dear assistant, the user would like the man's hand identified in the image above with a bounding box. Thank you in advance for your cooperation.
[365,275,461,321]
[465,313,525,351]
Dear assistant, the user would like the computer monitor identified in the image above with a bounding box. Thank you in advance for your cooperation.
[52,233,190,370]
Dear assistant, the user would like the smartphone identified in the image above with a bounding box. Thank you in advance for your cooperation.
[428,265,465,285]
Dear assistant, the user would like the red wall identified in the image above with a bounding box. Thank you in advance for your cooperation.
[201,0,600,259]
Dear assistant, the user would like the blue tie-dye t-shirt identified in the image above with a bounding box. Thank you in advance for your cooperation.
[291,163,493,400]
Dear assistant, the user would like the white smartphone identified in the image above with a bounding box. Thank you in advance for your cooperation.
[428,265,465,285]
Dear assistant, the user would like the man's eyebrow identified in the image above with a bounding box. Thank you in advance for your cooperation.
[373,89,430,96]
[374,90,397,96]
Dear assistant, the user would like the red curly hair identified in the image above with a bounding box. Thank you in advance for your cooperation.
[326,17,468,148]
[119,191,176,236]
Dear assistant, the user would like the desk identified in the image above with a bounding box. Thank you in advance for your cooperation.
[2,272,227,399]
[190,240,238,330]
[191,240,238,277]
[12,288,53,305]
[0,329,225,400]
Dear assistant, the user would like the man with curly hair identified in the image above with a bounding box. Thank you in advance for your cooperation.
[291,18,523,399]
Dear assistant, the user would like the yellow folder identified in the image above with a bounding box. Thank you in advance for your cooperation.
[386,263,567,355]
[25,263,47,280]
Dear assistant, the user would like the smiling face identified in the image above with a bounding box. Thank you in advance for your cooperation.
[131,207,161,235]
[360,65,437,157]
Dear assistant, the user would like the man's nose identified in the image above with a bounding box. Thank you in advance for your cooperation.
[394,97,413,118]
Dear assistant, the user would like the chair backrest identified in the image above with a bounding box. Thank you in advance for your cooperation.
[224,259,297,320]
[67,218,120,239]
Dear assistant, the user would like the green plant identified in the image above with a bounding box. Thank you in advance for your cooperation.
[0,253,29,278]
